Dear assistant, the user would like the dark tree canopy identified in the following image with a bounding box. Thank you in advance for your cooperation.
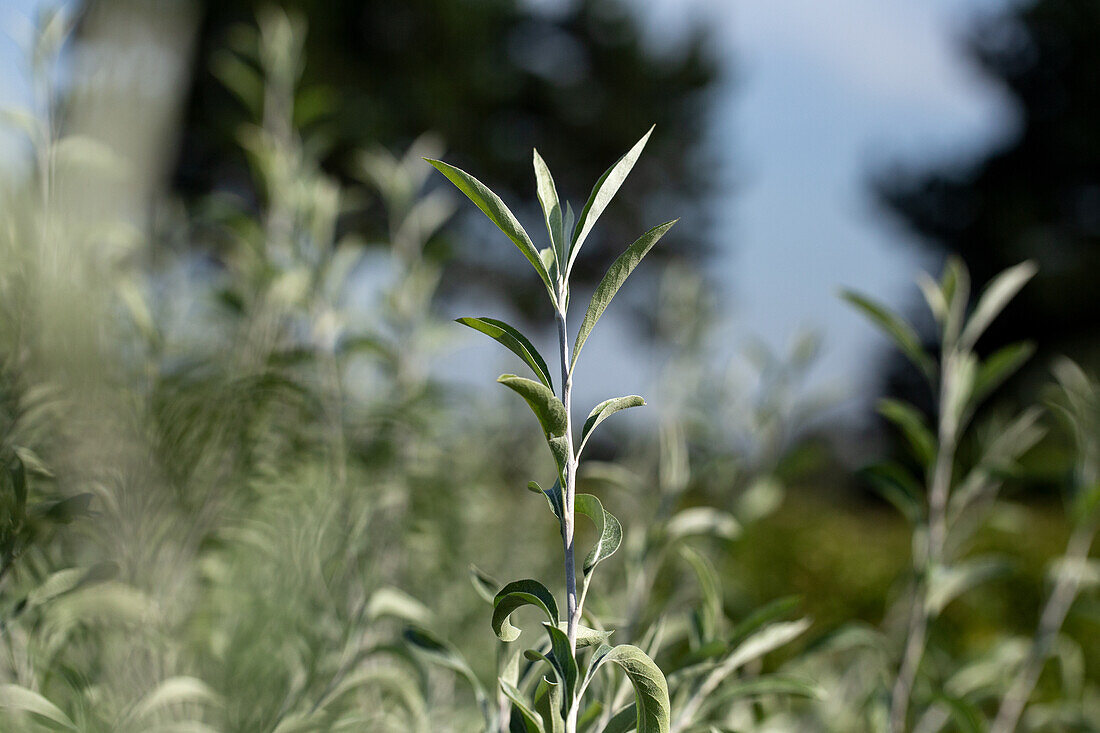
[171,0,720,318]
[876,0,1100,388]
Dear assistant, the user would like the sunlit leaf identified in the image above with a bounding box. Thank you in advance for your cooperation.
[501,679,545,733]
[569,126,654,274]
[542,621,578,705]
[533,677,564,733]
[425,158,555,301]
[571,220,678,371]
[971,341,1034,406]
[665,507,741,542]
[534,149,565,269]
[493,579,559,642]
[959,260,1037,349]
[578,396,645,455]
[0,684,76,730]
[575,493,623,576]
[841,290,935,381]
[877,399,936,468]
[589,645,670,733]
[926,557,1011,617]
[132,677,220,720]
[458,317,554,389]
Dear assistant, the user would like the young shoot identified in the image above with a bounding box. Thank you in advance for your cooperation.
[428,128,676,733]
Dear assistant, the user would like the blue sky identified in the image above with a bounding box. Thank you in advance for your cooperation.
[0,0,1020,417]
[632,0,1017,409]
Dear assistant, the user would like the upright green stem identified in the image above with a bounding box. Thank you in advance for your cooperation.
[890,352,957,733]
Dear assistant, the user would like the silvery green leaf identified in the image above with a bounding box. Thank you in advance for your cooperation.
[0,684,76,730]
[602,705,638,733]
[926,557,1011,617]
[877,399,936,468]
[579,396,645,455]
[841,290,935,381]
[571,220,678,370]
[554,621,614,648]
[529,480,564,524]
[533,677,565,733]
[970,341,1034,406]
[403,626,489,721]
[861,462,924,525]
[665,507,741,541]
[425,158,555,302]
[917,271,948,325]
[727,596,800,646]
[724,618,812,672]
[569,126,654,274]
[575,493,623,576]
[941,256,971,345]
[679,545,722,641]
[589,645,670,733]
[469,564,499,605]
[27,562,117,609]
[132,677,220,720]
[498,376,569,473]
[706,675,823,704]
[493,579,560,642]
[501,679,546,733]
[366,586,434,625]
[542,622,578,706]
[540,247,558,279]
[563,202,575,259]
[457,317,554,389]
[959,260,1037,350]
[534,149,565,268]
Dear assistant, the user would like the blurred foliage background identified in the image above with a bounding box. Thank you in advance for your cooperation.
[0,0,1098,731]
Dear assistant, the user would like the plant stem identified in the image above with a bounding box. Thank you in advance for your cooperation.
[991,518,1098,733]
[556,290,580,733]
[890,353,957,733]
[555,299,580,654]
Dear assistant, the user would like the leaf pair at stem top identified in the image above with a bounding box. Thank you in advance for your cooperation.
[426,126,677,375]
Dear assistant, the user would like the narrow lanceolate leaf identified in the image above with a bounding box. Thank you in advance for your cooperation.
[533,678,565,733]
[971,341,1034,407]
[602,704,639,733]
[542,622,578,706]
[571,220,678,371]
[841,290,935,381]
[529,480,564,524]
[458,317,554,390]
[877,399,936,468]
[403,627,483,692]
[925,557,1010,617]
[725,619,812,672]
[0,684,77,730]
[579,396,645,455]
[555,621,614,648]
[501,679,546,733]
[493,579,559,642]
[959,260,1037,349]
[590,645,670,733]
[569,126,655,275]
[425,158,555,301]
[498,376,567,438]
[575,494,623,576]
[534,149,565,269]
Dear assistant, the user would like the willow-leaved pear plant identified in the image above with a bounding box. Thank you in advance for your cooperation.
[427,129,676,733]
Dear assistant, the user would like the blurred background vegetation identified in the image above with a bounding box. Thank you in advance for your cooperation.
[0,0,1098,731]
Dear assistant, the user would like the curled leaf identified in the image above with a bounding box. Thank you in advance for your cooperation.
[493,579,559,642]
